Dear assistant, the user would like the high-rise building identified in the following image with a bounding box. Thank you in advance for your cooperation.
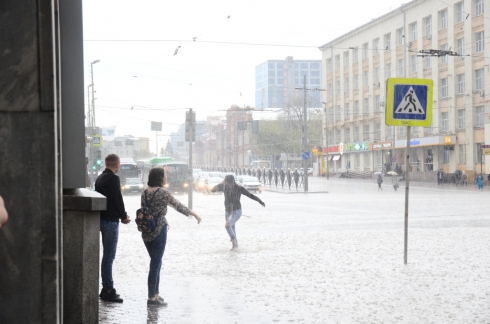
[255,56,322,109]
[320,0,488,180]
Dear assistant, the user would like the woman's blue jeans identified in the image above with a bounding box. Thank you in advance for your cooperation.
[100,220,119,290]
[144,225,168,298]
[225,209,242,240]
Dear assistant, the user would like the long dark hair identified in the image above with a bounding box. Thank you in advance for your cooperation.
[148,167,165,187]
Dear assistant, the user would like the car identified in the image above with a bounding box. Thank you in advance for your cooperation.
[195,176,210,192]
[298,168,313,176]
[237,176,262,194]
[121,178,145,194]
[204,177,223,194]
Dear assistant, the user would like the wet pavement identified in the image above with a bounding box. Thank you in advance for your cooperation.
[99,176,490,323]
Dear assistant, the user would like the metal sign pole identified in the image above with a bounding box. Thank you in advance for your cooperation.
[404,126,411,265]
[188,108,194,209]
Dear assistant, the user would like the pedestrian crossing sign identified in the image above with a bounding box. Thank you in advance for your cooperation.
[386,78,433,127]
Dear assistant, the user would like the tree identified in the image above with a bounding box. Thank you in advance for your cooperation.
[164,139,174,156]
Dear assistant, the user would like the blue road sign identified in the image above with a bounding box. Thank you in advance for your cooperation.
[386,78,433,127]
[302,152,310,160]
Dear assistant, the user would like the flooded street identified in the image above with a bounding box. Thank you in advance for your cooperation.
[100,177,490,323]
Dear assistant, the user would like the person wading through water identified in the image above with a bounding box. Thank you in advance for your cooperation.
[211,175,266,250]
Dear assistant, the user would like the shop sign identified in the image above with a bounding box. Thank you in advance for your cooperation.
[328,145,339,153]
[338,142,344,155]
[371,142,392,150]
[344,142,371,152]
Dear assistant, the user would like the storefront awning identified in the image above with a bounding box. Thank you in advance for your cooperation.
[332,155,341,161]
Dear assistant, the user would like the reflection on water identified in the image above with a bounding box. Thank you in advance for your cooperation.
[147,305,160,324]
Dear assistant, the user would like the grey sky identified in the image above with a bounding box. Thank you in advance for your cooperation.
[83,0,407,151]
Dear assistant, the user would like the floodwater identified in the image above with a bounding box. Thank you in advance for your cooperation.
[99,177,490,323]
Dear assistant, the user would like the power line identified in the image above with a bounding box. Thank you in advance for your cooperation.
[83,39,318,48]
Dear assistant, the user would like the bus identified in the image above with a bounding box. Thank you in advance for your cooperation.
[118,158,139,183]
[141,157,190,193]
[250,160,271,169]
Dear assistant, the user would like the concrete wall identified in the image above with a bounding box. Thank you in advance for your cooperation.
[0,1,62,323]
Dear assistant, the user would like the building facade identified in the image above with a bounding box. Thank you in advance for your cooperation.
[255,56,322,109]
[320,0,489,180]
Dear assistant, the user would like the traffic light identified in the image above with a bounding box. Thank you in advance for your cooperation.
[96,150,102,166]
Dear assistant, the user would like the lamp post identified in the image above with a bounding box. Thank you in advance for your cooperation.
[322,101,329,180]
[90,59,100,185]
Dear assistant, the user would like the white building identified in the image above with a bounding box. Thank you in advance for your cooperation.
[320,0,488,180]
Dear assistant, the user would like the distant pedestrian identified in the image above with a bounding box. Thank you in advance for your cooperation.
[437,169,444,185]
[211,175,265,250]
[477,174,484,190]
[391,175,399,191]
[462,171,468,186]
[140,167,201,307]
[377,174,383,191]
[293,169,299,188]
[95,154,131,303]
[286,169,292,189]
[280,169,285,188]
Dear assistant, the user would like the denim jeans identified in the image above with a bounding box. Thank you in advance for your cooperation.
[144,225,168,298]
[225,209,242,240]
[100,220,119,290]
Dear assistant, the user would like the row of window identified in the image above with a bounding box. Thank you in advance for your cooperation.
[267,62,321,69]
[327,105,485,144]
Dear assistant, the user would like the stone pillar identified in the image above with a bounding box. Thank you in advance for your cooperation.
[63,189,106,324]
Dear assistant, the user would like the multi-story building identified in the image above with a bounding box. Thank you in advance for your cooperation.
[255,56,322,109]
[320,0,488,180]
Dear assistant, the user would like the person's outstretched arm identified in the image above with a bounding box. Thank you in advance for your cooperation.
[0,196,8,228]
[240,187,266,207]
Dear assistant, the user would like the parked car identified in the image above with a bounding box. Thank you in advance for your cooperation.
[237,176,262,194]
[204,177,223,194]
[298,168,313,176]
[121,178,145,194]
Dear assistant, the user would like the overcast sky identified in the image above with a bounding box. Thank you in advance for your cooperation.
[82,0,407,152]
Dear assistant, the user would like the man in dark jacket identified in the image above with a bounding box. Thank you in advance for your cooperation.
[211,175,265,250]
[95,154,131,303]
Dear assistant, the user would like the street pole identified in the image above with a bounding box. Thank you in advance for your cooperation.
[303,75,308,192]
[187,108,194,209]
[90,59,100,185]
[404,126,411,265]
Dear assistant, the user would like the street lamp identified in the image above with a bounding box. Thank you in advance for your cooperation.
[322,102,329,180]
[89,59,100,187]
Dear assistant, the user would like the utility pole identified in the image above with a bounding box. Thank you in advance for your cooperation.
[186,109,195,209]
[296,76,325,192]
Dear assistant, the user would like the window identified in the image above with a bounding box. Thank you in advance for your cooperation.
[443,149,450,164]
[386,63,391,79]
[411,55,418,72]
[355,154,360,169]
[300,63,308,69]
[440,44,448,63]
[374,67,380,83]
[345,77,350,91]
[476,106,485,127]
[363,43,369,59]
[397,27,405,45]
[455,2,465,23]
[373,38,380,55]
[476,31,484,52]
[384,33,391,50]
[336,80,340,95]
[476,68,484,90]
[268,78,275,84]
[354,73,359,89]
[398,127,406,138]
[424,16,432,37]
[336,105,342,121]
[375,151,382,166]
[310,70,320,77]
[354,100,360,117]
[375,123,381,140]
[363,70,369,87]
[335,55,340,69]
[354,126,360,142]
[310,63,320,69]
[364,152,371,168]
[353,47,359,63]
[410,22,418,41]
[345,103,350,118]
[336,129,341,141]
[386,126,393,139]
[425,56,432,69]
[345,128,351,143]
[442,112,449,131]
[375,95,380,112]
[344,51,349,66]
[476,143,486,163]
[475,0,484,16]
[268,63,275,69]
[440,9,448,30]
[268,70,275,77]
[458,109,466,129]
[327,82,332,95]
[457,38,465,55]
[398,58,405,76]
[458,144,466,164]
[327,58,332,72]
[457,74,465,94]
[276,71,283,77]
[440,77,448,98]
[364,97,370,115]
